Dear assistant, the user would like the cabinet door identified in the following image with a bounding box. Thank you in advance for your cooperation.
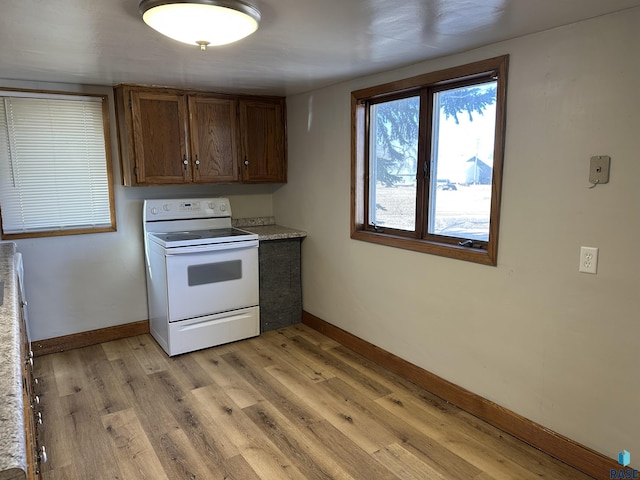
[188,96,239,183]
[131,91,191,184]
[239,98,286,183]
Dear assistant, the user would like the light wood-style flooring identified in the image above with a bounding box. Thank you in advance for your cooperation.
[35,324,592,479]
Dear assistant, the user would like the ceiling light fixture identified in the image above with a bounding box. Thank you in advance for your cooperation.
[139,0,261,51]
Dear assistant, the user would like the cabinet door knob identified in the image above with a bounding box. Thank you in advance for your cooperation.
[183,155,188,169]
[38,445,47,464]
[244,157,249,166]
[195,155,200,168]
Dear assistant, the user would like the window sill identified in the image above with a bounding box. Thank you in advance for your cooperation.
[350,229,497,266]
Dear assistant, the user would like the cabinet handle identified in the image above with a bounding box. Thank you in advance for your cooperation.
[244,156,249,167]
[183,155,188,170]
[195,155,200,169]
[38,445,47,464]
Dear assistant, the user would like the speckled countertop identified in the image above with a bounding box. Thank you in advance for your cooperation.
[0,242,27,480]
[233,217,307,241]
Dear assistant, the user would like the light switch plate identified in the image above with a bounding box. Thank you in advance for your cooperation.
[589,156,610,185]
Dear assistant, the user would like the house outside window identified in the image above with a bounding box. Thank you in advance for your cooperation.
[351,56,509,265]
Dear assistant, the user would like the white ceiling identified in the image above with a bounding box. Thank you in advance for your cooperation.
[2,0,640,96]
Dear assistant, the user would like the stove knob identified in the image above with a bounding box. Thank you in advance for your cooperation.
[163,204,171,211]
[219,204,227,212]
[208,202,216,210]
[150,207,158,215]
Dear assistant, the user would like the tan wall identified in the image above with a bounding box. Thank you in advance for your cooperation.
[275,8,640,461]
[0,79,279,341]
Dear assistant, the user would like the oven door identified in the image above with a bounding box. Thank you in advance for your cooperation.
[164,240,259,322]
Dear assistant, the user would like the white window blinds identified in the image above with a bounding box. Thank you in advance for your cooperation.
[0,93,114,236]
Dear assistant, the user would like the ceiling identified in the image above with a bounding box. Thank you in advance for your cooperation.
[2,0,640,96]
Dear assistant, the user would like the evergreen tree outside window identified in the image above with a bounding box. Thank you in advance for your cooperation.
[351,56,508,265]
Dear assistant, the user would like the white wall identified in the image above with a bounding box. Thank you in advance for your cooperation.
[0,79,279,341]
[275,8,640,462]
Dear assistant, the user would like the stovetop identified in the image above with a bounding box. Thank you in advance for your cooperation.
[148,227,258,248]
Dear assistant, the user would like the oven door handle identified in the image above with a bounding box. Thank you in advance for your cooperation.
[165,240,259,255]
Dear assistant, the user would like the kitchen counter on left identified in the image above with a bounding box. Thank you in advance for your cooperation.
[0,242,28,480]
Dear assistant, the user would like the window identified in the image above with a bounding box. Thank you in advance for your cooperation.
[0,90,116,239]
[351,56,508,265]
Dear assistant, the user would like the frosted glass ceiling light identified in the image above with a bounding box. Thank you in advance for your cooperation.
[139,0,261,50]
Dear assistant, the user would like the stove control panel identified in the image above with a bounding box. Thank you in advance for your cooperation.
[179,201,201,212]
[144,198,232,220]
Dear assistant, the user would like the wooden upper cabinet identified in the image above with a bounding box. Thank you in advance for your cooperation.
[188,96,239,183]
[239,98,287,183]
[114,85,286,186]
[131,90,191,184]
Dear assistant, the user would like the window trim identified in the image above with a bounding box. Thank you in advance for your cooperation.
[351,55,509,266]
[0,87,116,240]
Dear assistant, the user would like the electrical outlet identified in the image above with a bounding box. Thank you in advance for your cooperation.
[579,246,598,274]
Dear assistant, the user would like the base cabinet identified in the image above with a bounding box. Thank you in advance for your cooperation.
[16,255,44,479]
[259,239,302,332]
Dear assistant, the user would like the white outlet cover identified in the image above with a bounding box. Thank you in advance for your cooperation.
[579,246,598,274]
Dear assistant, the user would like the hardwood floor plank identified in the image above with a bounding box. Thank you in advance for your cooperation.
[167,353,214,391]
[101,408,169,480]
[36,326,596,480]
[260,330,336,382]
[41,464,81,480]
[286,333,394,399]
[453,410,594,480]
[190,383,255,460]
[373,443,449,480]
[191,348,263,409]
[192,383,307,479]
[50,349,90,397]
[243,401,356,480]
[263,363,398,454]
[149,369,262,479]
[76,344,131,416]
[300,419,400,480]
[322,376,483,479]
[219,349,328,430]
[375,390,561,480]
[106,356,207,479]
[329,343,458,412]
[279,323,342,349]
[126,335,170,374]
[57,391,124,479]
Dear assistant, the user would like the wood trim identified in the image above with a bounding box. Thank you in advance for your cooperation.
[32,320,149,357]
[350,56,508,266]
[302,311,617,480]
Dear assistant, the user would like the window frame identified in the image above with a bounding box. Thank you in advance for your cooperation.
[0,87,116,240]
[351,55,509,266]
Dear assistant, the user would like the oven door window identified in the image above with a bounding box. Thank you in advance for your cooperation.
[188,260,242,286]
[165,245,259,322]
